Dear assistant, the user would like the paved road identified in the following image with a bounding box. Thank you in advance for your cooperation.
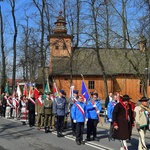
[0,117,150,150]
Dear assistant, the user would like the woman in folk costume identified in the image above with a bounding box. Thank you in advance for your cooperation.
[19,95,28,125]
[134,97,150,150]
[112,95,134,150]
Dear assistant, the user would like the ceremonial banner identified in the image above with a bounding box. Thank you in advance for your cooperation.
[81,80,89,102]
[16,83,22,100]
[34,87,39,99]
[23,83,28,96]
[5,82,9,95]
[44,79,51,93]
[53,81,59,98]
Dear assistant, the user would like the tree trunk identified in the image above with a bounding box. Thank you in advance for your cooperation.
[0,6,6,93]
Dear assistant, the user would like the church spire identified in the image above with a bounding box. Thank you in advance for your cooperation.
[53,11,67,34]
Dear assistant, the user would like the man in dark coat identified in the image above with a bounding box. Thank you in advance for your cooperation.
[112,94,134,150]
[27,94,35,127]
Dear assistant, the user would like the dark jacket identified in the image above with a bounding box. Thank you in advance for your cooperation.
[27,98,35,111]
[112,102,134,140]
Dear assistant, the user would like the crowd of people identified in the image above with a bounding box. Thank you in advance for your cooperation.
[0,89,150,150]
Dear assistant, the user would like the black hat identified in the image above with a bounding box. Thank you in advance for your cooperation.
[73,90,78,94]
[60,90,65,94]
[122,94,132,101]
[139,96,149,102]
[90,91,94,95]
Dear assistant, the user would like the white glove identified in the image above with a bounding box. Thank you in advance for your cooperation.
[93,104,96,107]
[35,112,38,115]
[108,118,112,122]
[96,110,100,114]
[73,120,76,123]
[85,118,88,122]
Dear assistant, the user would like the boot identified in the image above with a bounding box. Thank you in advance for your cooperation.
[76,141,81,145]
[57,132,61,137]
[47,127,51,133]
[45,127,48,133]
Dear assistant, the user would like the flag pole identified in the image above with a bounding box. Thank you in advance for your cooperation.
[81,74,84,80]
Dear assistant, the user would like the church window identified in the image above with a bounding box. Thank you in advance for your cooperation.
[88,81,95,89]
[55,45,59,50]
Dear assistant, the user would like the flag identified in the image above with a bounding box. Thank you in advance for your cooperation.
[44,79,51,93]
[53,81,59,98]
[28,82,33,98]
[70,85,74,98]
[81,80,89,102]
[12,90,16,98]
[23,83,28,96]
[16,83,22,100]
[37,95,43,107]
[5,82,9,95]
[34,87,39,99]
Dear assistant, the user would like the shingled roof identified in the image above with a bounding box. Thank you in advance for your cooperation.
[50,48,147,76]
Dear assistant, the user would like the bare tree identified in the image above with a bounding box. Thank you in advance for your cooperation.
[8,0,18,91]
[0,6,6,93]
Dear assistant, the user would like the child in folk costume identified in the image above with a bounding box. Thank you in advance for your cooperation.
[134,97,150,150]
[71,95,87,145]
[12,96,19,119]
[19,95,28,125]
[5,96,13,119]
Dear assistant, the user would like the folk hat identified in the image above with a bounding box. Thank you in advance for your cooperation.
[122,94,132,101]
[139,96,149,102]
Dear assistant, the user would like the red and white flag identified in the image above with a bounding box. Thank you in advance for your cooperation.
[37,96,43,107]
[23,83,28,97]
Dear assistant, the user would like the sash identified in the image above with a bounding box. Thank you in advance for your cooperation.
[73,98,78,103]
[4,96,7,100]
[37,97,43,107]
[75,103,85,116]
[7,99,12,107]
[28,98,35,105]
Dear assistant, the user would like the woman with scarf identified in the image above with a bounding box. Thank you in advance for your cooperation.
[112,95,134,150]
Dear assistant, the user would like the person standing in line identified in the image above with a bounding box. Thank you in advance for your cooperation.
[35,92,44,130]
[105,92,113,121]
[69,90,79,136]
[71,95,87,145]
[19,95,28,125]
[134,97,150,150]
[5,96,13,119]
[107,94,118,141]
[54,90,67,137]
[2,93,7,118]
[27,94,35,127]
[86,92,102,141]
[42,92,53,133]
[112,95,134,150]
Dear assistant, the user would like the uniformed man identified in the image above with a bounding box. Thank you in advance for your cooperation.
[54,90,67,137]
[35,91,44,130]
[42,92,53,133]
[63,91,69,130]
[49,92,55,129]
